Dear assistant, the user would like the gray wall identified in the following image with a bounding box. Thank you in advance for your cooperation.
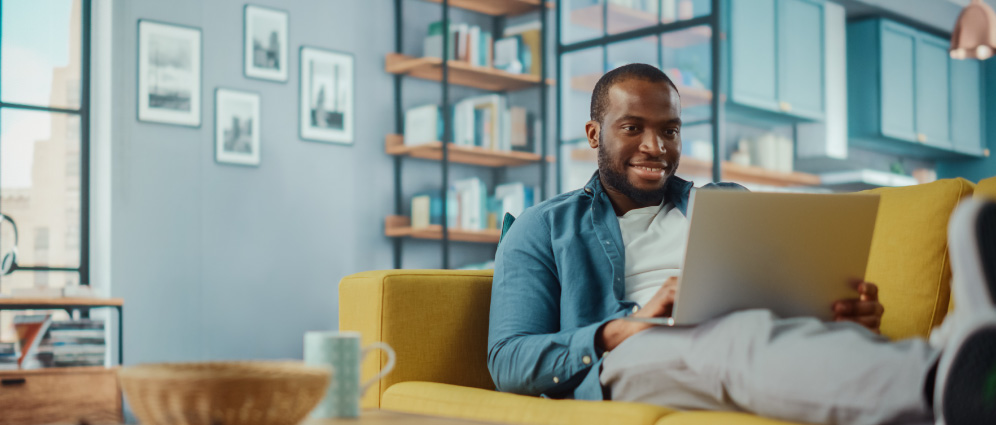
[110,0,397,364]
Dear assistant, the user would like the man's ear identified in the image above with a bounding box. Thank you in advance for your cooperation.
[586,120,600,149]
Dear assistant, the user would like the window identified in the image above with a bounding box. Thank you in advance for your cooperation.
[0,0,90,294]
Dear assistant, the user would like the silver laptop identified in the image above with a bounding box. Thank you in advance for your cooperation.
[669,190,881,325]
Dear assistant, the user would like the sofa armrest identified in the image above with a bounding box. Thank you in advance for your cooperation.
[383,382,674,425]
[339,269,496,409]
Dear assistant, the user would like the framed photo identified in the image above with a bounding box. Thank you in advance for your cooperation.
[299,47,354,145]
[137,20,201,127]
[244,5,288,82]
[215,88,261,166]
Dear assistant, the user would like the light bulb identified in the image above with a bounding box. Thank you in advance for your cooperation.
[976,45,993,59]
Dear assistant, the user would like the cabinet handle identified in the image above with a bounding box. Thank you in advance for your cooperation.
[917,133,927,143]
[985,149,991,157]
[779,101,792,112]
[1,378,26,386]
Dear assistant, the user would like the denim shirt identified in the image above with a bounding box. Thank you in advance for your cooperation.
[487,171,744,401]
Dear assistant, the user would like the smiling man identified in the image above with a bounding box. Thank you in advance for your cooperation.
[487,63,996,425]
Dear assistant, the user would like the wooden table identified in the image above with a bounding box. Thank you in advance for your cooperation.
[304,410,501,424]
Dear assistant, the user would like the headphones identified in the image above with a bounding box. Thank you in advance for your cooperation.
[1,213,18,276]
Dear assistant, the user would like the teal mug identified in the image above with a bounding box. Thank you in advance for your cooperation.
[304,331,396,418]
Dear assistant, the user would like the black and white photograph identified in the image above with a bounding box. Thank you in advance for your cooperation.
[299,47,354,145]
[244,5,288,82]
[215,88,261,166]
[137,20,201,126]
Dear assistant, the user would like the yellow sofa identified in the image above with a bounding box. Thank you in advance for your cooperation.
[340,176,994,425]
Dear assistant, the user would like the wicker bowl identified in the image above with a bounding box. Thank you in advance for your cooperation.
[119,361,331,425]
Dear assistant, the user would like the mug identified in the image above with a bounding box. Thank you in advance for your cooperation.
[304,331,396,418]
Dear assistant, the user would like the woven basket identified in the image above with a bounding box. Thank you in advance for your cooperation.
[119,361,332,425]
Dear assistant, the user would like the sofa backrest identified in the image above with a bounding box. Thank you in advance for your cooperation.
[339,269,495,409]
[976,176,996,200]
[861,178,975,340]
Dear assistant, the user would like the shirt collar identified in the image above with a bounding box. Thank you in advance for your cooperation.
[582,171,695,217]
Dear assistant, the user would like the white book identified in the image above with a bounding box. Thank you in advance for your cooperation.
[469,26,480,66]
[404,104,441,146]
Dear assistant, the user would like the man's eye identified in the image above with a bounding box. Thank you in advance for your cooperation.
[664,128,679,137]
[623,125,639,132]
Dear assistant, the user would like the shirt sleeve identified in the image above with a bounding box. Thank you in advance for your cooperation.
[487,209,622,397]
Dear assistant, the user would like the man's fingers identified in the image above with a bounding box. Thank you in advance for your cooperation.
[833,300,884,317]
[859,282,879,301]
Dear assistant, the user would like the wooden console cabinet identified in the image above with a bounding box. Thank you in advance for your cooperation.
[0,366,122,425]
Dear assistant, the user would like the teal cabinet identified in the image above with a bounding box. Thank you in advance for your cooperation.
[848,18,983,159]
[728,0,825,121]
[950,59,984,155]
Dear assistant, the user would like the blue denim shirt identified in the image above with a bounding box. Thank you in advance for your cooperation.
[487,171,743,401]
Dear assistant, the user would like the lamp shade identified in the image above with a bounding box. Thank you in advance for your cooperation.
[950,0,996,60]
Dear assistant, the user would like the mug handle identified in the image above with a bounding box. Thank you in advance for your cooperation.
[359,342,396,395]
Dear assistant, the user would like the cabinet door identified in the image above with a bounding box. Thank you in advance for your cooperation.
[949,58,983,154]
[915,35,953,149]
[730,0,778,111]
[879,22,917,142]
[777,0,824,119]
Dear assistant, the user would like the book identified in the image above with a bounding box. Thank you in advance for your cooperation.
[0,342,19,370]
[36,319,106,368]
[14,314,52,369]
[404,104,443,146]
[494,36,523,74]
[504,21,541,77]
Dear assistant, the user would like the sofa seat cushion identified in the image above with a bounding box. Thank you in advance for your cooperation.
[862,178,974,340]
[654,412,806,425]
[382,382,674,425]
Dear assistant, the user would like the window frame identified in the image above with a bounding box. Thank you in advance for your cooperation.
[0,0,92,285]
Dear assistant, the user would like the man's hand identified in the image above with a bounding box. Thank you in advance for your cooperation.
[832,280,884,333]
[597,277,679,352]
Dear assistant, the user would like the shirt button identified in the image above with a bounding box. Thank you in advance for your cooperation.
[584,188,593,194]
[582,355,592,365]
[553,376,560,384]
[632,305,639,313]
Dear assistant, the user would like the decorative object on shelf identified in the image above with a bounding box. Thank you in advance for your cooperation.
[244,5,289,81]
[137,20,201,127]
[215,88,261,166]
[119,361,330,425]
[950,0,996,60]
[0,213,19,278]
[299,47,354,144]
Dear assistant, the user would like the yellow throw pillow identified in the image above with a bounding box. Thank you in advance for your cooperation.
[975,176,996,201]
[862,178,974,340]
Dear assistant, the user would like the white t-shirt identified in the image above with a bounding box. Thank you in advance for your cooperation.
[617,202,689,307]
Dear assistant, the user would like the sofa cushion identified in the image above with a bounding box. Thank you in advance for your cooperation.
[976,176,996,200]
[862,178,974,340]
[654,411,805,425]
[339,270,495,408]
[383,381,674,425]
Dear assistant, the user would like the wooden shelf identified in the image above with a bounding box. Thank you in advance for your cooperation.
[386,135,553,167]
[570,73,718,108]
[0,366,119,376]
[385,216,501,244]
[570,4,713,48]
[568,149,820,187]
[422,0,550,16]
[0,297,123,308]
[385,53,553,91]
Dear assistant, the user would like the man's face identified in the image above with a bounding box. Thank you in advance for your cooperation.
[587,78,682,206]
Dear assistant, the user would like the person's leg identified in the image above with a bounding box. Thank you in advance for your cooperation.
[933,199,996,425]
[601,310,938,425]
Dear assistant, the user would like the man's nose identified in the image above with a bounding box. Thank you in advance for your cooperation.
[640,132,665,156]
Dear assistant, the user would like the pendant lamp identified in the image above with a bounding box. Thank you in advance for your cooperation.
[950,0,996,60]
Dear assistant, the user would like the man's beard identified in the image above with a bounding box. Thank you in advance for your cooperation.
[596,136,669,206]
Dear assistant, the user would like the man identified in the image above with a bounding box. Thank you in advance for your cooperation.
[488,63,996,425]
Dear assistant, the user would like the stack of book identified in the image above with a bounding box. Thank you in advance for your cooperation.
[36,319,106,368]
[494,21,542,76]
[0,342,18,370]
[423,21,493,67]
[404,95,539,153]
[411,179,536,231]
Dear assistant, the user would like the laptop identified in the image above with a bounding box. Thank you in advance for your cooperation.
[666,190,881,325]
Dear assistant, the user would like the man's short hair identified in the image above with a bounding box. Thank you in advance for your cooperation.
[589,63,679,124]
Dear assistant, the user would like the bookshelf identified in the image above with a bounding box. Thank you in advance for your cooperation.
[386,134,553,167]
[0,297,123,308]
[389,0,550,267]
[569,149,821,188]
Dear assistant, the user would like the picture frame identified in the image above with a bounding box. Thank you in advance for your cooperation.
[244,5,289,82]
[299,47,354,145]
[137,20,202,127]
[215,88,261,166]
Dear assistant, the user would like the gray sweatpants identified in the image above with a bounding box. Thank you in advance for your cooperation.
[599,310,940,425]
